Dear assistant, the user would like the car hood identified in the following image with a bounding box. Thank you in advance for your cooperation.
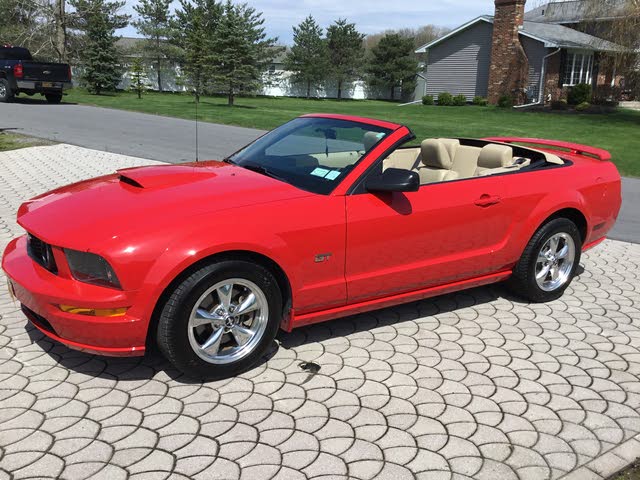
[17,161,313,250]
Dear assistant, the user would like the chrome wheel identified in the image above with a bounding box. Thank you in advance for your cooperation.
[187,278,269,365]
[535,233,576,292]
[0,82,6,99]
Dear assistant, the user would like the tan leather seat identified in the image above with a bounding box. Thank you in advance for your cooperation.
[383,148,421,171]
[475,144,514,176]
[363,131,384,151]
[417,139,460,184]
[436,138,481,179]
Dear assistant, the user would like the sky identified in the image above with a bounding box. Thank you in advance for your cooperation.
[118,0,503,44]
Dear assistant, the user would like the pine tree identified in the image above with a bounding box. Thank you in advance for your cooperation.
[172,0,222,102]
[133,0,174,92]
[284,16,328,99]
[326,19,365,100]
[129,57,149,99]
[210,1,281,106]
[367,33,418,100]
[70,0,129,94]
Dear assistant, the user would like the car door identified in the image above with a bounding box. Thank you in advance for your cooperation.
[345,174,512,304]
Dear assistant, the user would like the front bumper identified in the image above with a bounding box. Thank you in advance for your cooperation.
[2,236,146,356]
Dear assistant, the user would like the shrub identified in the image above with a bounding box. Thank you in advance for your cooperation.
[576,101,591,112]
[437,92,453,106]
[592,86,621,107]
[497,94,513,108]
[568,83,592,105]
[551,99,569,110]
[473,96,488,106]
[452,94,467,106]
[421,95,434,105]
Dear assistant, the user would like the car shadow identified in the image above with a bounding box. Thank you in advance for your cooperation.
[25,268,586,385]
[10,96,76,105]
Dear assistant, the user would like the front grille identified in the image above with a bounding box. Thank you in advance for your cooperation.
[27,234,58,274]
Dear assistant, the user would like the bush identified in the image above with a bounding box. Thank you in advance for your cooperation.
[421,95,434,105]
[568,83,592,105]
[576,101,591,112]
[473,96,488,106]
[497,94,513,108]
[437,92,453,106]
[551,99,569,110]
[592,86,621,106]
[452,94,467,106]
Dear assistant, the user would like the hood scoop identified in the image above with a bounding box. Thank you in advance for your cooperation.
[117,164,218,189]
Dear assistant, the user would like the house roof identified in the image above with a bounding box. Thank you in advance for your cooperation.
[415,15,624,53]
[524,0,628,24]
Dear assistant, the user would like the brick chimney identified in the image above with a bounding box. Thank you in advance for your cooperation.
[487,0,529,104]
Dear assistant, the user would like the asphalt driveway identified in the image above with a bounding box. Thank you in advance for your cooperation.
[0,101,637,243]
[1,144,640,480]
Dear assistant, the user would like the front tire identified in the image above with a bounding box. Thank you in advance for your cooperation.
[0,78,14,103]
[508,218,582,303]
[157,260,282,379]
[45,93,63,104]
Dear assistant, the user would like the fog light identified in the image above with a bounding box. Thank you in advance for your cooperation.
[59,305,128,317]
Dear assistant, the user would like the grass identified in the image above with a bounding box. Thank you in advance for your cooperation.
[66,89,640,177]
[611,460,640,480]
[0,131,52,152]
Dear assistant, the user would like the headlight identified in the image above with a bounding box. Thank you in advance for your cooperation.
[65,249,122,289]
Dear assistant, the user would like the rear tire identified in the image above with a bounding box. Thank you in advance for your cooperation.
[45,93,63,104]
[0,78,14,103]
[157,260,282,379]
[507,218,582,303]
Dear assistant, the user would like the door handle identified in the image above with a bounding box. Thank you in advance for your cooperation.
[475,194,502,207]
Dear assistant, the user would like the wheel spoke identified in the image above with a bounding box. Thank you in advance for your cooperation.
[550,264,560,281]
[537,263,552,281]
[192,308,225,328]
[216,283,234,310]
[231,325,254,347]
[201,327,224,356]
[556,244,570,259]
[235,293,258,316]
[549,236,560,254]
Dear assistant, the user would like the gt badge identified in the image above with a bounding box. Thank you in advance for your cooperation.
[314,253,332,263]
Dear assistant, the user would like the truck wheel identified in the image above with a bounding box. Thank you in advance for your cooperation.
[156,260,282,379]
[0,79,14,103]
[45,93,63,104]
[507,218,582,303]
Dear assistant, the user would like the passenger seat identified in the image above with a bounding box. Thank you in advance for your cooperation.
[417,139,460,184]
[475,144,514,176]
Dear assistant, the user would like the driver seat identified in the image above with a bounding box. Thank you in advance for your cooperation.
[416,139,460,184]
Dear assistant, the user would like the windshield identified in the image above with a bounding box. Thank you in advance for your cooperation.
[228,117,392,194]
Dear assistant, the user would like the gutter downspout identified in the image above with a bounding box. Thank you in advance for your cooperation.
[514,47,562,108]
[399,73,429,106]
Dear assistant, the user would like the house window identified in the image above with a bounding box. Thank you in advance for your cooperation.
[562,51,594,86]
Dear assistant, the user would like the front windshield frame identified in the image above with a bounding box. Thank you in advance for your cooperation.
[227,117,394,195]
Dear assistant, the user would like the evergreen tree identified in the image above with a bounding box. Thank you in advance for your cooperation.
[172,0,222,102]
[367,33,418,100]
[326,19,365,100]
[133,0,174,92]
[128,56,149,98]
[70,0,129,94]
[284,15,328,99]
[210,1,280,106]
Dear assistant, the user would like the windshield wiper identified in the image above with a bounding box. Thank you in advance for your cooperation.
[222,157,237,165]
[240,163,289,183]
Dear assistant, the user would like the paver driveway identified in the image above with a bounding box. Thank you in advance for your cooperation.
[1,145,639,480]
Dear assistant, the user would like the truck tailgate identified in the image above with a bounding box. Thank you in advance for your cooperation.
[22,62,70,83]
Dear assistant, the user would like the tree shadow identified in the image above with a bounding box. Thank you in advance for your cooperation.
[10,96,77,106]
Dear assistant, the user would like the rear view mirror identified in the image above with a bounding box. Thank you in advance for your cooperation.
[366,168,420,193]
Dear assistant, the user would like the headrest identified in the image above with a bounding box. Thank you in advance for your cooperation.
[437,138,460,159]
[421,139,453,170]
[363,131,385,151]
[478,144,514,169]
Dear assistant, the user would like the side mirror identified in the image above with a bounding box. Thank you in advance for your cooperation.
[366,168,420,193]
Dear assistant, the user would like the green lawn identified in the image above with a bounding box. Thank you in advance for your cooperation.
[65,89,640,177]
[0,132,23,152]
[0,131,53,152]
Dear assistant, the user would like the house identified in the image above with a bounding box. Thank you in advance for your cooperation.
[415,0,626,105]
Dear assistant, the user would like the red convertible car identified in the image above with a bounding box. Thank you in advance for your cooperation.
[2,114,621,378]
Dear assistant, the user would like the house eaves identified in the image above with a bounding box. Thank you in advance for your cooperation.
[415,16,493,53]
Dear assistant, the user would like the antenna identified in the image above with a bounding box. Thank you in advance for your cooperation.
[194,92,199,162]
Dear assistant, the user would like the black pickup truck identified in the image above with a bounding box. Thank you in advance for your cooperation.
[0,45,72,104]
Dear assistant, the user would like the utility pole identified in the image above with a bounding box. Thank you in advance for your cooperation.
[55,0,67,63]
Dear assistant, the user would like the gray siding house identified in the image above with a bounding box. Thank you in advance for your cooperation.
[416,0,625,105]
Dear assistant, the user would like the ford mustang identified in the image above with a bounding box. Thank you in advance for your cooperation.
[2,114,621,378]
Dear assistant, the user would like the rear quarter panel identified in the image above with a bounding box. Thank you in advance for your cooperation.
[494,155,621,270]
